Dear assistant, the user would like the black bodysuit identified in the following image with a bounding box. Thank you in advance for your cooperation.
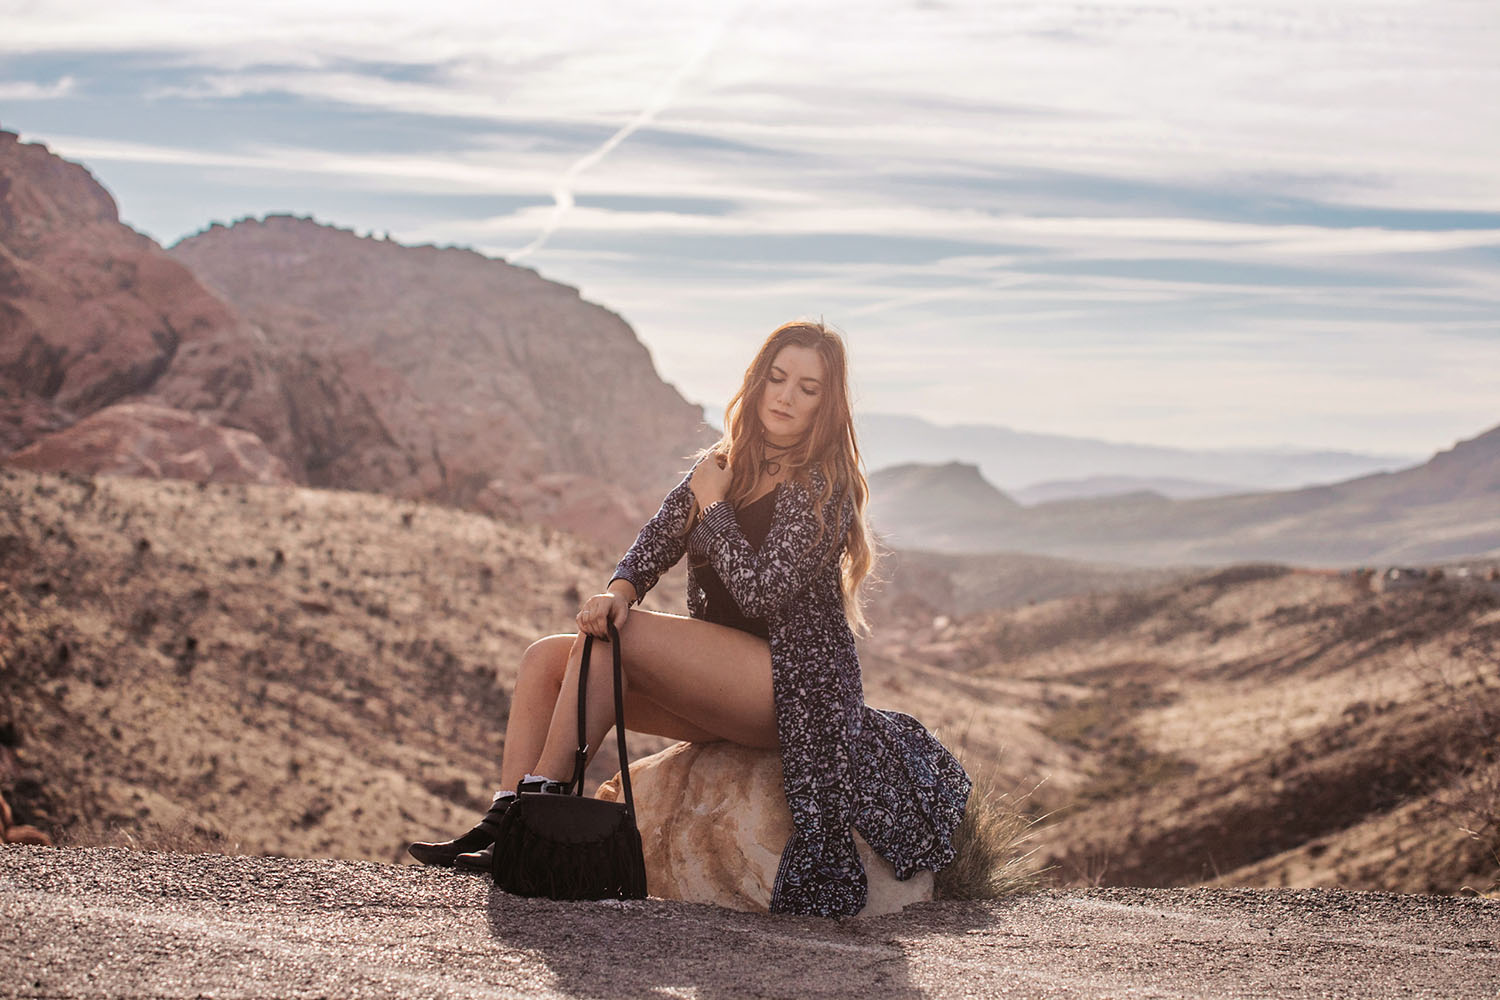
[696,488,778,639]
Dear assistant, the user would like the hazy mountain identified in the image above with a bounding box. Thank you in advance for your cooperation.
[865,461,1021,551]
[868,421,1500,566]
[1013,475,1252,504]
[855,412,1416,494]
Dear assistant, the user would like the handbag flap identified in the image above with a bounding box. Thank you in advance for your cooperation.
[510,794,631,843]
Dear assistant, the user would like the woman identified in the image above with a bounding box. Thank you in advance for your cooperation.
[409,320,970,917]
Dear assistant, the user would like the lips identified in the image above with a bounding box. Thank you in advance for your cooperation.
[770,409,794,420]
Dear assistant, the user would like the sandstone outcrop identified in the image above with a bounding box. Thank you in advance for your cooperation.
[596,741,934,916]
[0,788,51,847]
[170,217,714,542]
[0,130,248,449]
[1,133,714,545]
[6,401,294,485]
[0,129,305,477]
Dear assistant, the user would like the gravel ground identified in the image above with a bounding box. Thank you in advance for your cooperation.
[2,847,1497,999]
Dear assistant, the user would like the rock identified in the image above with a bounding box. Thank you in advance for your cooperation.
[170,216,714,539]
[2,135,714,544]
[0,130,310,477]
[3,824,51,846]
[475,473,645,550]
[596,741,934,917]
[0,130,246,445]
[0,789,50,846]
[6,402,294,485]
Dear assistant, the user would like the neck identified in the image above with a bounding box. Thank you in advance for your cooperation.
[763,432,801,450]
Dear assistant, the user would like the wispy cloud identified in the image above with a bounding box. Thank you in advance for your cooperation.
[4,0,1497,452]
[0,75,75,99]
[509,5,744,261]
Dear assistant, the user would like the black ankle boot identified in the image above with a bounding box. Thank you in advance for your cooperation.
[453,844,495,872]
[452,778,569,872]
[407,795,514,868]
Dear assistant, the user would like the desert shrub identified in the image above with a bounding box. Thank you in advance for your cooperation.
[935,762,1046,899]
[1412,627,1500,893]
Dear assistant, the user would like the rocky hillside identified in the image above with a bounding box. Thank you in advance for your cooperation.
[0,131,252,459]
[169,216,711,533]
[0,132,712,545]
[0,468,682,862]
[864,565,1500,895]
[870,423,1500,566]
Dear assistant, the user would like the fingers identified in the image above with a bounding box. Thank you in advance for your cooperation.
[575,594,624,639]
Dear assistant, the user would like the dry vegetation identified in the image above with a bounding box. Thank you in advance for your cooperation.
[934,760,1046,900]
[0,468,677,863]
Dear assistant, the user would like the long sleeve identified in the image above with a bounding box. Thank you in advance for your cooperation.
[610,471,695,603]
[687,477,851,619]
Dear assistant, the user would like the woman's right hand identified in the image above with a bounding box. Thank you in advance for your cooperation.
[576,584,632,638]
[690,451,731,510]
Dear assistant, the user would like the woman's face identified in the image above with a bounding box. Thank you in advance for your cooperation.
[758,343,826,445]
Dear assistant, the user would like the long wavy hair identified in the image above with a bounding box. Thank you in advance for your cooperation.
[696,320,875,633]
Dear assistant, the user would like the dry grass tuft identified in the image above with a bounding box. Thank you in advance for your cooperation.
[935,761,1048,900]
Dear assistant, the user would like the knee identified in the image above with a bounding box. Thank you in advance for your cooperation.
[521,634,572,686]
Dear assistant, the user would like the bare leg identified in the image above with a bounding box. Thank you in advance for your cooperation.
[532,610,777,782]
[409,616,766,865]
[497,635,571,790]
[501,631,736,788]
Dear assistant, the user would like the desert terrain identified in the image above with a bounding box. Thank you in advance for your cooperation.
[864,564,1500,895]
[0,468,685,862]
[2,466,1496,901]
[4,126,1499,906]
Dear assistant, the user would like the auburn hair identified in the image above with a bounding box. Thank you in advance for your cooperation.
[696,320,875,633]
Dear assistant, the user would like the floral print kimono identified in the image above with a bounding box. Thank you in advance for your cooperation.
[612,464,971,917]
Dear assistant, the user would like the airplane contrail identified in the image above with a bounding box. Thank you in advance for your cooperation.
[510,8,744,263]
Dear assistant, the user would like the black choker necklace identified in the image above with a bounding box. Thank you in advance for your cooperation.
[761,438,799,477]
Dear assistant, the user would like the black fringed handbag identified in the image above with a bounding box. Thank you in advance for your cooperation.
[491,621,648,900]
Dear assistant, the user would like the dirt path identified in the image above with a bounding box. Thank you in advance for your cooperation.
[2,847,1497,998]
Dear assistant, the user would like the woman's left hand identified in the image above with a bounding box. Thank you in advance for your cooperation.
[690,452,731,508]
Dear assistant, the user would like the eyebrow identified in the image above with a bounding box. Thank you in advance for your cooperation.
[770,365,822,386]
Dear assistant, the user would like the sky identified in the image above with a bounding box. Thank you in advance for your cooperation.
[2,0,1498,456]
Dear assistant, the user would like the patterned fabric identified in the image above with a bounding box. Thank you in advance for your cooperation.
[612,466,972,918]
[696,487,778,639]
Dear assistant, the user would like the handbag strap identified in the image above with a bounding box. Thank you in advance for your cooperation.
[572,621,637,818]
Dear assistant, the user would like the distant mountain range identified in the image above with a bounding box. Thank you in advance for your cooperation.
[869,422,1500,567]
[1011,475,1253,504]
[698,407,1418,502]
[854,412,1417,497]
